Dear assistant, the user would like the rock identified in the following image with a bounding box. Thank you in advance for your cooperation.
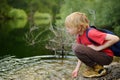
[79,62,120,80]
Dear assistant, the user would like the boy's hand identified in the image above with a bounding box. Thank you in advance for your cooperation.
[87,45,101,51]
[72,69,78,78]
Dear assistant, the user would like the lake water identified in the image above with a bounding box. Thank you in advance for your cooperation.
[0,18,55,58]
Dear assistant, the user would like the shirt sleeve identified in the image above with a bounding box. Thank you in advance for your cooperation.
[88,29,107,45]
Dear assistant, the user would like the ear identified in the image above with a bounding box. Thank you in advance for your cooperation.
[78,27,81,31]
[78,25,82,31]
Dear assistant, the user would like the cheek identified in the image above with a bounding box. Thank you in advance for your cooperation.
[69,30,76,35]
[66,27,77,35]
[67,30,72,34]
[66,28,71,33]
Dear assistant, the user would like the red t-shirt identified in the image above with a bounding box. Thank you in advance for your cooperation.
[76,28,114,57]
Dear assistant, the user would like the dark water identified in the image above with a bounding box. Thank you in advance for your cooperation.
[0,19,53,58]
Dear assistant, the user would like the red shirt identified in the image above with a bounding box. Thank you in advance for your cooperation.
[76,28,114,57]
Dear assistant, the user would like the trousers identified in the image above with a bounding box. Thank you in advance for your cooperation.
[72,44,113,67]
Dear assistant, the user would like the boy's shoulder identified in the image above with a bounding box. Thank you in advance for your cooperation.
[87,27,106,37]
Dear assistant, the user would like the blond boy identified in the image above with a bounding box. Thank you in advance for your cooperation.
[65,12,119,78]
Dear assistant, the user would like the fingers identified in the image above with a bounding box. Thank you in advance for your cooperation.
[72,72,78,78]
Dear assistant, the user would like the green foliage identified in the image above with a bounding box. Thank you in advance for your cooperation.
[7,8,28,28]
[34,11,51,25]
[7,19,27,29]
[8,8,27,19]
[114,26,120,37]
[7,0,28,10]
[7,0,62,14]
[60,0,120,29]
[0,0,11,18]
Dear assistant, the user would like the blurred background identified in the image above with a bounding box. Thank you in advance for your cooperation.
[0,0,120,58]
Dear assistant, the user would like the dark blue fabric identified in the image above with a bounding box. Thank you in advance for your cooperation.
[86,26,120,57]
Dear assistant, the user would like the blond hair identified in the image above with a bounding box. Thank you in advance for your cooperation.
[65,12,89,32]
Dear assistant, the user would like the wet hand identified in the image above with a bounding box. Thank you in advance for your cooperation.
[72,69,78,78]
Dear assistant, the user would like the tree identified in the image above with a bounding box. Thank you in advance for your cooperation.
[0,0,11,19]
[45,25,74,58]
[60,0,120,30]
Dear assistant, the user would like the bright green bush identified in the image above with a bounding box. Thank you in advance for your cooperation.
[8,8,27,19]
[34,11,51,25]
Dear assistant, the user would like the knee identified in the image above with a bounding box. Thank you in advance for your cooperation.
[72,44,87,59]
[72,44,85,53]
[72,44,79,52]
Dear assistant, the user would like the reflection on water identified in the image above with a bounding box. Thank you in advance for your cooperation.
[0,55,78,80]
[8,18,27,29]
[0,17,53,57]
[0,18,27,57]
[0,18,27,35]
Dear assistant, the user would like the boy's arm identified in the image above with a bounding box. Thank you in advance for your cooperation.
[72,59,82,78]
[88,34,120,51]
[75,59,82,71]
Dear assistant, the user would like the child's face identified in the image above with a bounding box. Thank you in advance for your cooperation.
[66,27,79,35]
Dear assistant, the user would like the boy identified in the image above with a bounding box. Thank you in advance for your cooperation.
[65,12,120,78]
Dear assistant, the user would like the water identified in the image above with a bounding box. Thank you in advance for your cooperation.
[0,55,78,80]
[0,18,53,57]
[0,55,120,80]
